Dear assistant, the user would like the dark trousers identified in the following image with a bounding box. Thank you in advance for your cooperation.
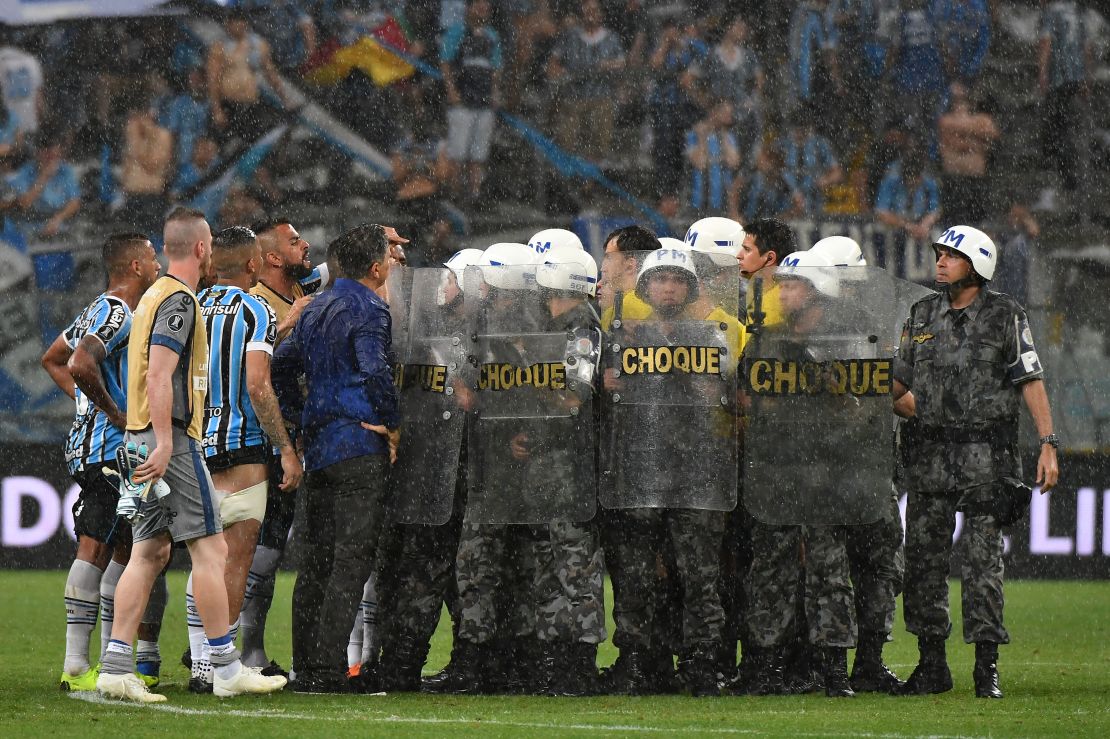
[292,454,388,676]
[1042,83,1083,191]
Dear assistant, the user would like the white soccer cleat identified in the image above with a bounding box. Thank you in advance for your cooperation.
[96,671,168,703]
[213,664,288,697]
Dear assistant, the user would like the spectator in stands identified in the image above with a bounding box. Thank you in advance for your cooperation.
[119,97,174,234]
[207,8,292,146]
[3,124,80,242]
[991,194,1038,304]
[648,14,708,197]
[0,36,44,136]
[547,0,626,163]
[859,114,916,213]
[937,81,999,223]
[885,0,946,143]
[219,184,263,228]
[875,149,941,242]
[441,0,503,203]
[1038,0,1091,199]
[704,16,764,156]
[172,136,218,198]
[391,115,450,244]
[163,66,211,179]
[787,0,841,135]
[737,147,801,223]
[774,105,842,218]
[241,0,319,74]
[935,0,991,86]
[0,105,23,160]
[686,101,740,213]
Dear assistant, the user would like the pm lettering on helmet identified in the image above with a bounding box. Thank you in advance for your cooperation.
[531,240,552,254]
[620,345,722,376]
[940,229,965,248]
[746,358,892,397]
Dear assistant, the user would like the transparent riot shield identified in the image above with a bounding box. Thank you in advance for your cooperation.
[742,266,897,525]
[600,250,740,511]
[389,268,470,525]
[464,264,599,524]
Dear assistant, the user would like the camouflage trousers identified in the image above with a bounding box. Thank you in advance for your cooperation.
[747,522,857,649]
[455,521,606,645]
[846,490,905,639]
[605,508,726,652]
[904,490,1009,644]
[531,522,607,644]
[455,523,534,644]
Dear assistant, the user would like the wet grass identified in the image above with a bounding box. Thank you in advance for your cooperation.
[1,572,1107,737]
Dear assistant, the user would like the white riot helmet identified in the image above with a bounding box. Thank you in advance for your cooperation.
[659,237,688,250]
[528,228,584,256]
[774,250,841,298]
[683,217,745,267]
[635,248,699,305]
[933,225,996,281]
[443,248,485,287]
[536,245,599,296]
[811,236,867,267]
[478,242,536,290]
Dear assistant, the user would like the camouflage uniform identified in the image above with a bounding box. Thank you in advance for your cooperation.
[610,508,727,653]
[894,288,1044,644]
[846,489,904,640]
[531,522,607,644]
[455,522,535,645]
[746,522,857,648]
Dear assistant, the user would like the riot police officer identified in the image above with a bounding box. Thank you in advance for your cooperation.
[892,225,1060,699]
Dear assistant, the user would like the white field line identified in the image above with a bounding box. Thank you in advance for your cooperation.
[68,692,995,738]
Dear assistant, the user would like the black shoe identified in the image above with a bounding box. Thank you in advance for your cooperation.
[973,643,1003,699]
[821,648,855,698]
[188,676,213,694]
[260,660,289,679]
[380,635,429,693]
[678,646,721,698]
[897,660,953,695]
[730,648,786,696]
[649,649,680,695]
[851,658,904,693]
[599,648,652,696]
[419,641,485,695]
[548,642,598,697]
[180,648,192,670]
[289,672,351,694]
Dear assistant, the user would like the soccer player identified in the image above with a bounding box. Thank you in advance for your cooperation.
[237,216,326,673]
[95,208,285,702]
[41,233,161,691]
[184,226,302,692]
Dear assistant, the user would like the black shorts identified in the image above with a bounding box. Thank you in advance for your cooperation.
[258,452,298,551]
[71,463,131,546]
[205,445,271,473]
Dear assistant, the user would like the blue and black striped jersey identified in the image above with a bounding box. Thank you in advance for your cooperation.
[62,294,131,475]
[198,285,277,455]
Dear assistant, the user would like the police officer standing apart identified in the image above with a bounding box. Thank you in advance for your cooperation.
[893,225,1059,699]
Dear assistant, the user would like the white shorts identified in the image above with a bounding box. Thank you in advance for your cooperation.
[446,107,495,163]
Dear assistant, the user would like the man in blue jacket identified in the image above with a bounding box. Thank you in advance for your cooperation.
[272,223,400,693]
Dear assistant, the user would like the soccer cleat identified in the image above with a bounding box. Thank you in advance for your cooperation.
[97,671,167,703]
[188,676,213,694]
[213,664,287,697]
[136,662,161,689]
[60,664,99,692]
[260,660,289,679]
[347,663,361,679]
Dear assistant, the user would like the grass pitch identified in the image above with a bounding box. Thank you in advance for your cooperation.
[0,572,1107,738]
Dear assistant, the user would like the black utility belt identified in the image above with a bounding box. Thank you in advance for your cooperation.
[918,426,1015,445]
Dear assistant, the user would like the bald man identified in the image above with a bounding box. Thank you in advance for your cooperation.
[96,208,286,703]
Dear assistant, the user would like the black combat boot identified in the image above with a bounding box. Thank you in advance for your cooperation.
[420,640,486,694]
[821,647,855,698]
[378,635,428,692]
[973,642,1003,699]
[850,631,905,694]
[650,648,680,694]
[678,644,721,697]
[420,638,463,692]
[729,647,786,696]
[897,636,953,695]
[599,647,652,695]
[543,642,598,697]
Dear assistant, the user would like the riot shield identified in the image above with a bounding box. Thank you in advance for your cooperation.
[743,266,897,525]
[600,250,740,511]
[388,268,470,525]
[463,264,599,524]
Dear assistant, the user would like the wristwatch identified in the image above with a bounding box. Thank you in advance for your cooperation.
[1039,433,1060,449]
